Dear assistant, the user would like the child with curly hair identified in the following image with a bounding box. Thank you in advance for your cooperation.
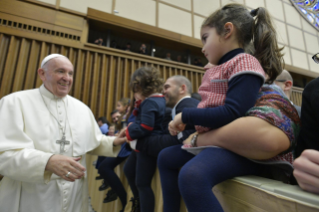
[123,67,166,212]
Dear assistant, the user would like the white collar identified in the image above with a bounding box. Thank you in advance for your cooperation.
[173,95,191,110]
[40,84,68,101]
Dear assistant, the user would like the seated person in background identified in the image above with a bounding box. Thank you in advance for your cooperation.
[94,38,104,46]
[165,53,172,60]
[107,124,116,136]
[194,58,203,67]
[111,110,121,124]
[124,42,132,51]
[275,70,301,117]
[139,44,147,55]
[293,55,319,193]
[177,55,182,62]
[97,117,109,135]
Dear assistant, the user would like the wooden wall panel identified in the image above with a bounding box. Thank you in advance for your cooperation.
[2,32,302,124]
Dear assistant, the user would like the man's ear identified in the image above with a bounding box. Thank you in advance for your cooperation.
[224,22,234,39]
[284,80,293,91]
[37,68,46,81]
[180,84,187,94]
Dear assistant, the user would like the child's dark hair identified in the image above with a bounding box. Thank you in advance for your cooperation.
[202,3,284,83]
[129,67,164,96]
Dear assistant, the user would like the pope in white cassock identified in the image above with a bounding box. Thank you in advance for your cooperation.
[0,54,127,212]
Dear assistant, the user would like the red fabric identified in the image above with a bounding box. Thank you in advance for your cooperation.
[141,123,153,131]
[126,127,133,141]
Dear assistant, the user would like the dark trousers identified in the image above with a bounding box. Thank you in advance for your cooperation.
[158,145,264,212]
[98,156,128,209]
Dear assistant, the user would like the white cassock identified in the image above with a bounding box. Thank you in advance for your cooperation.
[0,85,121,212]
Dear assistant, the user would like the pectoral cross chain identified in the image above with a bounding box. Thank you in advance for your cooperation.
[56,134,70,153]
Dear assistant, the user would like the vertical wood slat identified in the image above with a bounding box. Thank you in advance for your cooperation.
[106,55,115,121]
[24,40,40,90]
[90,52,100,114]
[73,50,84,99]
[98,55,108,117]
[12,38,30,92]
[82,51,92,105]
[0,34,10,85]
[115,57,122,103]
[0,36,20,97]
[36,42,50,88]
[123,58,130,98]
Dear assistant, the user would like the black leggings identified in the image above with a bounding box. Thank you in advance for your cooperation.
[98,156,128,209]
[124,151,157,212]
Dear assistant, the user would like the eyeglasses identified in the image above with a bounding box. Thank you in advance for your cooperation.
[312,53,319,64]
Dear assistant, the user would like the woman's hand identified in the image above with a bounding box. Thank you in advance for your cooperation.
[169,113,186,136]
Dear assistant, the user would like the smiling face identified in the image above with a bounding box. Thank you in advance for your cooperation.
[200,26,225,65]
[38,57,74,98]
[163,78,180,108]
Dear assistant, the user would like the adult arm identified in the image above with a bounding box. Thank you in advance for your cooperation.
[293,150,319,194]
[182,74,263,129]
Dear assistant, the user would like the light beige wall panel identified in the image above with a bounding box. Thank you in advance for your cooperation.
[265,0,284,21]
[221,0,244,6]
[291,48,309,69]
[304,32,319,55]
[301,18,318,35]
[274,20,288,45]
[36,0,56,5]
[193,0,220,17]
[284,3,301,28]
[308,54,319,73]
[194,15,205,39]
[160,0,191,11]
[115,0,156,26]
[287,26,305,50]
[282,0,291,4]
[60,0,112,14]
[158,3,192,37]
[281,45,292,65]
[245,0,264,9]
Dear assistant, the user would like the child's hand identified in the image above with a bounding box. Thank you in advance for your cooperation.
[169,113,186,135]
[118,128,127,138]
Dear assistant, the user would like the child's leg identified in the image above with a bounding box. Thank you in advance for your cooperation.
[135,152,157,212]
[179,148,263,212]
[123,152,139,198]
[157,145,194,212]
[197,117,290,160]
[98,157,128,208]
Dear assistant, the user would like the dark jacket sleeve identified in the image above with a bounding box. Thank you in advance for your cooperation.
[182,74,263,129]
[126,100,158,141]
[136,98,199,156]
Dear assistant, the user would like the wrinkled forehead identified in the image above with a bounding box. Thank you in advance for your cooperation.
[46,57,74,71]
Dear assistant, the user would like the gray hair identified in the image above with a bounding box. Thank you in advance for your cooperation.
[276,70,293,83]
[169,75,192,94]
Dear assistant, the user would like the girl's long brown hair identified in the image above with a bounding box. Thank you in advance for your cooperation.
[202,3,284,83]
